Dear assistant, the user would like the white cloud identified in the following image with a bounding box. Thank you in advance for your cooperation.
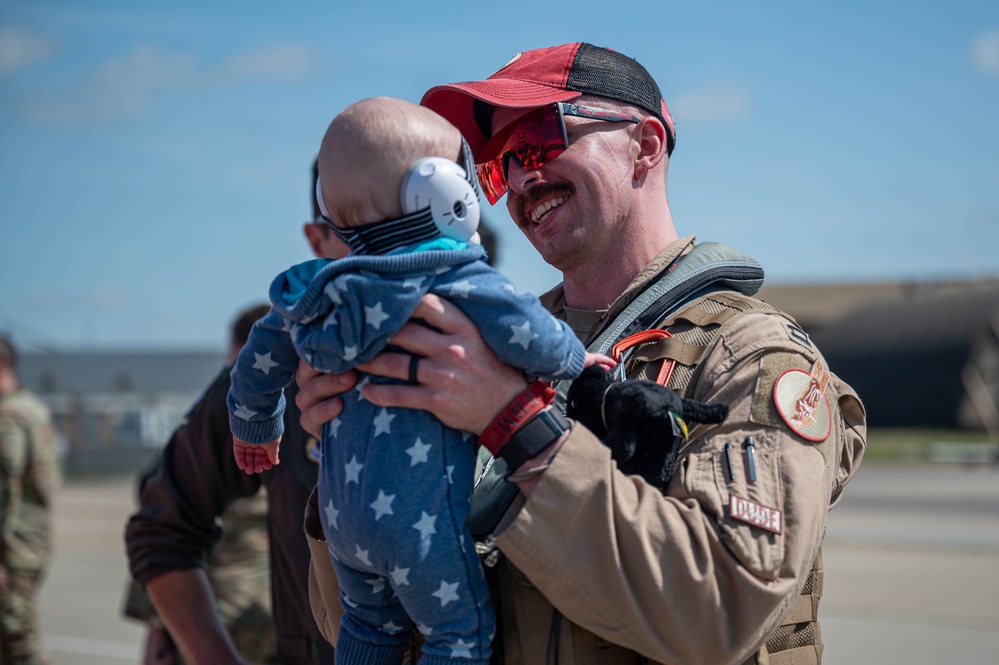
[16,42,319,126]
[18,45,197,125]
[89,289,130,311]
[212,44,318,83]
[14,286,129,312]
[0,26,56,76]
[971,28,999,76]
[670,83,751,124]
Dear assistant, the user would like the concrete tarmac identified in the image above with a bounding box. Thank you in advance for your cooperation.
[36,463,999,664]
[819,464,999,664]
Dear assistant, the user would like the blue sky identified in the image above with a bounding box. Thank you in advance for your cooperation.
[1,1,997,351]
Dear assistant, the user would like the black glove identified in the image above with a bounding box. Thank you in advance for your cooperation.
[566,365,728,488]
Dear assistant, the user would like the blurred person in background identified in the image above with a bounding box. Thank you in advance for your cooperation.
[122,304,277,665]
[0,333,61,665]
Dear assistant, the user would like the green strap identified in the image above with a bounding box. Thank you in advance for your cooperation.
[554,241,764,408]
[469,242,764,538]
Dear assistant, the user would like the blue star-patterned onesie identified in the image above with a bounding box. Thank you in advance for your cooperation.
[228,243,586,664]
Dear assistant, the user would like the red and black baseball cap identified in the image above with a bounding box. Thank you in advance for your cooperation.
[421,42,675,161]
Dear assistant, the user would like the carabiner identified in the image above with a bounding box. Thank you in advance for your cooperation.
[610,329,676,387]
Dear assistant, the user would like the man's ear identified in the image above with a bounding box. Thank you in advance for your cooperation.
[633,117,667,181]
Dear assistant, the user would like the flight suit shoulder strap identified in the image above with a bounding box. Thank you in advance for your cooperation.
[622,290,785,397]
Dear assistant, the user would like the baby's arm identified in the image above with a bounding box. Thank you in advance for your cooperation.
[446,266,616,380]
[228,308,300,446]
[232,437,281,474]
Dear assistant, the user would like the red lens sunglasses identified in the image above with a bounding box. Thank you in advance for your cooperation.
[476,102,641,204]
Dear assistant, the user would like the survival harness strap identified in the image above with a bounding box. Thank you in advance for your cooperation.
[469,241,825,664]
[469,240,765,536]
[554,241,765,407]
[609,288,826,665]
[588,286,827,665]
[743,549,825,665]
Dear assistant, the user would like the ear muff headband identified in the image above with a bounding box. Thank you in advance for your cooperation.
[316,137,481,255]
[316,177,331,219]
[400,138,480,242]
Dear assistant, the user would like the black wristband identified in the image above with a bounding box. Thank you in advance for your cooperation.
[499,408,570,472]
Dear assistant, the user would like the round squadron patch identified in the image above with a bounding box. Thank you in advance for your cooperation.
[773,359,831,442]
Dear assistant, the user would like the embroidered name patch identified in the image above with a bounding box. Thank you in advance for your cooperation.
[729,494,783,534]
[773,358,831,442]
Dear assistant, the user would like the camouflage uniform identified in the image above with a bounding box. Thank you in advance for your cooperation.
[123,487,276,664]
[206,491,276,663]
[0,388,60,665]
[126,366,334,664]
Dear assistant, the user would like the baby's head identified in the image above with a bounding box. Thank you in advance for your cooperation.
[317,96,468,231]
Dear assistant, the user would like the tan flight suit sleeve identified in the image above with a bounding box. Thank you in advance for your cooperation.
[493,309,866,665]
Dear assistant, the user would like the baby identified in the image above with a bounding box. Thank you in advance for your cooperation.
[227,96,610,663]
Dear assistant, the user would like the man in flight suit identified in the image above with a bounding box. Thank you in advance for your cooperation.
[298,43,868,665]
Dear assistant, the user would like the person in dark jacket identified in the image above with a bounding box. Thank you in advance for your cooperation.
[123,164,349,665]
[125,345,334,665]
[123,303,278,665]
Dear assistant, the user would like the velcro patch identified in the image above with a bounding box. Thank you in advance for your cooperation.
[773,359,831,442]
[729,493,783,534]
[750,352,807,428]
[785,323,812,349]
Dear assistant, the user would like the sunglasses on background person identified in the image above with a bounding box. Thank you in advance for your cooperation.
[476,102,641,204]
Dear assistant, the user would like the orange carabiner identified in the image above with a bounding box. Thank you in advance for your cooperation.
[611,329,676,387]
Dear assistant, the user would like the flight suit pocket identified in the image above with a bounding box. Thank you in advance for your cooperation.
[682,432,784,579]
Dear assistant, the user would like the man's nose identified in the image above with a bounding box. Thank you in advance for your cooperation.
[506,157,542,194]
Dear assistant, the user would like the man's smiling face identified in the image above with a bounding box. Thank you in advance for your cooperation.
[492,102,639,273]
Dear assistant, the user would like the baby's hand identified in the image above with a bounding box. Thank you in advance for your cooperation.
[233,437,281,474]
[583,352,617,373]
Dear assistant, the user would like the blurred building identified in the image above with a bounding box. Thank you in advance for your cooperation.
[17,351,223,474]
[760,279,999,433]
[10,278,999,476]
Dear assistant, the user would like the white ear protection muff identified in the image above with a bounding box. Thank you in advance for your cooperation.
[400,157,479,242]
[315,177,330,219]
